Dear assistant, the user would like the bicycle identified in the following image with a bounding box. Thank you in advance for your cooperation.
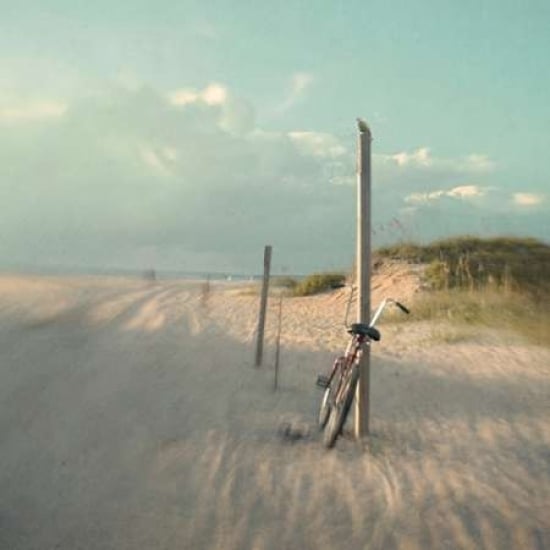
[316,295,410,448]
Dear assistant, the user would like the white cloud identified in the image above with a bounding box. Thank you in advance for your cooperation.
[168,89,199,106]
[1,82,547,273]
[162,147,178,162]
[291,72,313,95]
[405,185,488,204]
[463,154,494,173]
[0,84,356,272]
[139,146,178,177]
[167,84,255,135]
[0,100,67,122]
[201,83,227,105]
[288,131,347,159]
[448,185,487,198]
[168,82,228,107]
[513,193,544,206]
[274,72,314,114]
[392,147,432,167]
[378,148,495,174]
[405,190,444,203]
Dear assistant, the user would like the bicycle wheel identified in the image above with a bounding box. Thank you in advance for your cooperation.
[318,358,344,429]
[318,386,333,429]
[323,366,359,449]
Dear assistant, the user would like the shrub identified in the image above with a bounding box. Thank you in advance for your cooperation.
[376,235,550,298]
[271,276,299,289]
[389,287,550,346]
[292,272,346,296]
[424,260,449,290]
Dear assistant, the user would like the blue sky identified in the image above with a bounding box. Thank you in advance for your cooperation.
[1,1,549,273]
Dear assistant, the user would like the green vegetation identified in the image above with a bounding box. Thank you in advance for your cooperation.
[377,236,550,346]
[411,289,550,346]
[292,272,346,296]
[377,236,550,299]
[263,236,550,344]
[271,276,299,290]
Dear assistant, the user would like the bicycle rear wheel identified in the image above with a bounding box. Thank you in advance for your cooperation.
[323,366,359,449]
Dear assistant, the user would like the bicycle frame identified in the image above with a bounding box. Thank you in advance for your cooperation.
[318,296,410,408]
[323,333,366,400]
[322,296,408,385]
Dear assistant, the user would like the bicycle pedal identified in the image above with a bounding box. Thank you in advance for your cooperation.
[316,375,330,389]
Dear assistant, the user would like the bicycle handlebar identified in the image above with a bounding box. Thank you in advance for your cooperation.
[395,301,410,315]
[369,297,410,328]
[337,284,410,328]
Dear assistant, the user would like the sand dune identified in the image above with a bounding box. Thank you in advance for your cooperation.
[0,275,549,549]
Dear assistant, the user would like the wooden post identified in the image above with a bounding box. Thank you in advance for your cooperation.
[255,245,272,367]
[355,119,372,438]
[273,291,283,390]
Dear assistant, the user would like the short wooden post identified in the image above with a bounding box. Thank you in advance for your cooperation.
[255,245,272,367]
[273,291,283,390]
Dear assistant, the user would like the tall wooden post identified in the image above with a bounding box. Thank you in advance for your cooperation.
[355,119,372,438]
[255,245,272,367]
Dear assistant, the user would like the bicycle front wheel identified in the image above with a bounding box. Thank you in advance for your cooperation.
[318,385,332,429]
[318,357,344,429]
[323,366,359,449]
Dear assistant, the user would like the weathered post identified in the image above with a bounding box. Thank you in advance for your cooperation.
[255,245,272,367]
[273,290,283,390]
[355,119,372,438]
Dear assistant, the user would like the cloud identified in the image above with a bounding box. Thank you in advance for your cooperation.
[369,146,547,244]
[139,145,178,176]
[291,72,313,95]
[513,193,545,206]
[1,82,547,274]
[201,83,228,105]
[168,89,198,106]
[288,131,347,159]
[405,184,488,204]
[378,148,495,175]
[448,185,487,198]
[168,82,228,107]
[369,149,499,231]
[168,82,254,135]
[464,154,495,173]
[391,147,432,167]
[0,84,357,272]
[274,72,314,114]
[0,99,67,122]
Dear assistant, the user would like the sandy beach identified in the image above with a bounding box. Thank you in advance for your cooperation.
[0,273,549,549]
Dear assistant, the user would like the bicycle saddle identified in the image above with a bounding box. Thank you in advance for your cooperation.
[348,323,381,341]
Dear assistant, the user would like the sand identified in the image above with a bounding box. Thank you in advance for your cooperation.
[0,273,549,549]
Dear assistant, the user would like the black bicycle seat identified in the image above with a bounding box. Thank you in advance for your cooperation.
[347,323,381,341]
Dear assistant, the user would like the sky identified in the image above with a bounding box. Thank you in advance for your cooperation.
[1,1,549,274]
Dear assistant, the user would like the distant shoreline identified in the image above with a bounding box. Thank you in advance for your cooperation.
[0,267,266,282]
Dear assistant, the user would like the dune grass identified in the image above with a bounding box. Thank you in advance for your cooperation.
[384,288,550,346]
[376,235,550,299]
[291,272,346,297]
[271,276,299,290]
[375,236,550,346]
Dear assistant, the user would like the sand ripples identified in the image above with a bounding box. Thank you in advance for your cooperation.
[0,276,548,549]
